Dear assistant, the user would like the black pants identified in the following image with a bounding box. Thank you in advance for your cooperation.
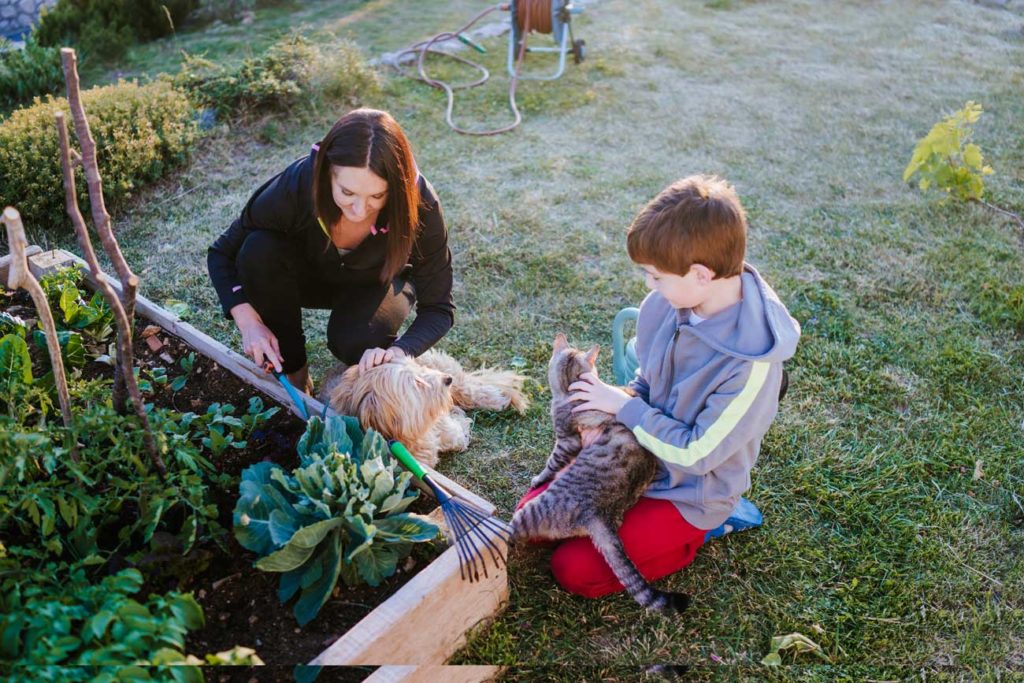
[237,231,415,373]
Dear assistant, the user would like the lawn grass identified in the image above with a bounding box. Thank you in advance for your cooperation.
[33,0,1024,676]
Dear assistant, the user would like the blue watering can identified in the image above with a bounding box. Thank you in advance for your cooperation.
[611,307,640,386]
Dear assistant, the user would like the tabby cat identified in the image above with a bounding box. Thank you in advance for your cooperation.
[509,333,690,613]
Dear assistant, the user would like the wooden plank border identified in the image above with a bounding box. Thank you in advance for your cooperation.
[310,538,508,666]
[364,665,504,682]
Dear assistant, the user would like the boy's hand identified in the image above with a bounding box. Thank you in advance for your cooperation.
[569,372,632,415]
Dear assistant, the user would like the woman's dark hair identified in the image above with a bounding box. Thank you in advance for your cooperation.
[312,108,420,283]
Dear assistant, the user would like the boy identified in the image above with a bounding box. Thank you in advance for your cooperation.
[550,174,801,598]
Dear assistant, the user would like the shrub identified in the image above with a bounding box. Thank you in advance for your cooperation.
[174,35,380,119]
[0,40,63,115]
[0,79,198,232]
[34,0,197,62]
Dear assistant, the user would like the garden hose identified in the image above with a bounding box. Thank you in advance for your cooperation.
[393,0,581,136]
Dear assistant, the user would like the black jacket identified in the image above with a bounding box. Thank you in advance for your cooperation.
[207,151,455,357]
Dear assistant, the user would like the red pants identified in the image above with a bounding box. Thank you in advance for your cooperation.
[515,483,707,599]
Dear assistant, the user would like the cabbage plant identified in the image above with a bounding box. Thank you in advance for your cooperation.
[233,415,439,626]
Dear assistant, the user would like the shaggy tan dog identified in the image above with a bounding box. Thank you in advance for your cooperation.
[326,349,529,466]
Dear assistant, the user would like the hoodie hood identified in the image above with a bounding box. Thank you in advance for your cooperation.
[681,263,800,363]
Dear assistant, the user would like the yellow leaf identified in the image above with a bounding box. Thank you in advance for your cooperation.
[963,144,983,169]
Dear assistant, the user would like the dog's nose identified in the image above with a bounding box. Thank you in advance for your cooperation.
[444,375,453,386]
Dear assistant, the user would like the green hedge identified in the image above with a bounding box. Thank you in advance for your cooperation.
[0,80,198,232]
[34,0,197,62]
[0,41,63,115]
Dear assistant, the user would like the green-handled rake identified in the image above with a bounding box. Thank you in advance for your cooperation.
[389,440,511,582]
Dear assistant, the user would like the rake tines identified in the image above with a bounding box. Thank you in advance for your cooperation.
[389,440,511,581]
[438,491,511,582]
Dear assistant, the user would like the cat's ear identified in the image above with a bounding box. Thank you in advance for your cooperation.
[585,345,600,367]
[553,333,568,352]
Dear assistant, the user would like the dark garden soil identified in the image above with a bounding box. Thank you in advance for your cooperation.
[2,286,442,673]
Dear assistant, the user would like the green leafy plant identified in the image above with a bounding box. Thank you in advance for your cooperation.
[38,267,114,353]
[0,563,203,670]
[903,101,993,201]
[234,416,439,626]
[200,402,248,455]
[0,375,276,565]
[171,352,196,392]
[0,333,42,418]
[904,101,1022,232]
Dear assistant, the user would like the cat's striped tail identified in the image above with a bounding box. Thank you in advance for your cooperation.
[587,518,690,614]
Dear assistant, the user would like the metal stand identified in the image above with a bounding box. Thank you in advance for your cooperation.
[507,0,585,81]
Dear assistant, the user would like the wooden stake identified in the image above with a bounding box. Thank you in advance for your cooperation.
[2,207,77,462]
[60,47,140,410]
[54,114,166,478]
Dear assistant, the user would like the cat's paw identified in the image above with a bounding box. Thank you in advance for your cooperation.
[529,473,553,489]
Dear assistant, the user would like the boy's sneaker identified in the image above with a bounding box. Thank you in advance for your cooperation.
[704,497,763,542]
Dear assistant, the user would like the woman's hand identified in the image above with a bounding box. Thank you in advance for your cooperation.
[231,303,283,373]
[357,346,407,374]
[569,372,632,415]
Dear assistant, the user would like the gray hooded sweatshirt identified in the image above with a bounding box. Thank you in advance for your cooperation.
[615,263,801,530]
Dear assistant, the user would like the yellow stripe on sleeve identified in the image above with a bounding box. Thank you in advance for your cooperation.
[632,361,771,467]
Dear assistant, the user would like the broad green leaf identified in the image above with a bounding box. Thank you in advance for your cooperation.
[0,334,33,390]
[296,416,326,460]
[963,143,982,169]
[322,415,354,457]
[293,533,343,626]
[269,508,299,546]
[360,429,390,465]
[287,517,346,549]
[170,594,204,630]
[342,415,364,455]
[257,519,344,572]
[59,286,80,324]
[278,566,304,603]
[353,542,405,587]
[374,514,439,543]
[179,514,199,554]
[86,610,116,641]
[57,495,77,528]
[379,491,416,515]
[163,299,192,319]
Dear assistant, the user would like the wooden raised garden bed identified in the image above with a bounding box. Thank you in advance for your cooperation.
[2,248,507,679]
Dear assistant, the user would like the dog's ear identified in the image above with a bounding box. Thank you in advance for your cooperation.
[584,344,600,367]
[553,333,568,352]
[356,392,381,430]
